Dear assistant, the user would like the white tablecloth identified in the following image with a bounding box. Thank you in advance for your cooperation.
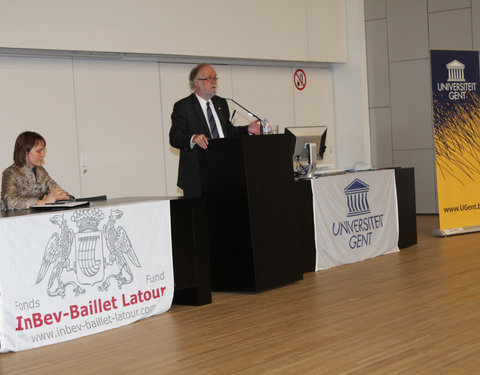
[311,170,399,270]
[0,199,173,352]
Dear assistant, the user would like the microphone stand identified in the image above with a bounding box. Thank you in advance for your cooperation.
[225,97,265,134]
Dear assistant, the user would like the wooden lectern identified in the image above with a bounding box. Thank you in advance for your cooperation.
[198,134,303,292]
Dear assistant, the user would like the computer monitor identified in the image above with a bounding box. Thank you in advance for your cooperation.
[285,126,328,178]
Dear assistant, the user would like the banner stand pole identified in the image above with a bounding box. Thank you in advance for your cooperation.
[433,226,480,237]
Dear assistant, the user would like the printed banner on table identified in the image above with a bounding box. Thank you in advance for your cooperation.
[311,170,399,270]
[0,200,174,352]
[431,50,480,230]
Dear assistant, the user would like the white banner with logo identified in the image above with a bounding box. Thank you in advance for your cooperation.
[0,200,174,352]
[311,170,399,270]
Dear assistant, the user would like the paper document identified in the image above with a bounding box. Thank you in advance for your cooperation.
[30,201,90,209]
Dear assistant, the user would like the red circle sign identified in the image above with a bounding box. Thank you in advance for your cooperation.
[294,69,307,90]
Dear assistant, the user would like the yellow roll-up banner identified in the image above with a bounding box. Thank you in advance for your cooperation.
[431,50,480,230]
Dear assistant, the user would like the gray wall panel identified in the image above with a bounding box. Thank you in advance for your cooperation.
[429,9,473,50]
[471,0,480,50]
[428,0,471,12]
[364,0,386,20]
[390,60,433,150]
[387,0,429,61]
[369,108,393,168]
[394,149,437,213]
[366,19,390,108]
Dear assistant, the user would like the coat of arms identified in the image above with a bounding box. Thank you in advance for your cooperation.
[35,208,141,298]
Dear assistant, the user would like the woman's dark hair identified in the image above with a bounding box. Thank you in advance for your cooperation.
[13,131,46,167]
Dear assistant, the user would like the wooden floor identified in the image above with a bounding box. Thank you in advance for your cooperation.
[2,215,480,374]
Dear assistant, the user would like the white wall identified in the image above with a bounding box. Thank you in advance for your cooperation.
[73,59,167,198]
[0,0,346,63]
[333,0,371,169]
[0,1,373,199]
[0,58,338,199]
[0,56,81,197]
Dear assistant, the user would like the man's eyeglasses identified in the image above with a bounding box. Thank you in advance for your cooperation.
[197,76,219,83]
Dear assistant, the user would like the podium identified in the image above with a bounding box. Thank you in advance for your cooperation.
[198,134,303,291]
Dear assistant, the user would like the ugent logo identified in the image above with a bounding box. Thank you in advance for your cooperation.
[344,178,370,217]
[35,208,141,298]
[436,59,476,100]
[334,178,384,250]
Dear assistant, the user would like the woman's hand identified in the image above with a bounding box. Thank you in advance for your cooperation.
[38,188,70,205]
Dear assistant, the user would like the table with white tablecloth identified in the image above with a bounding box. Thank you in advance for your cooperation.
[311,169,400,270]
[0,198,174,352]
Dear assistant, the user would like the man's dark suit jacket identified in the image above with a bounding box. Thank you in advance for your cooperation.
[169,93,249,197]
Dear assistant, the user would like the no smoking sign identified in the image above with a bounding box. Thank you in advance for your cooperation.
[294,69,306,90]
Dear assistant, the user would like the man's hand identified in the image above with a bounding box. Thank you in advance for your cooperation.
[193,134,209,149]
[248,120,261,135]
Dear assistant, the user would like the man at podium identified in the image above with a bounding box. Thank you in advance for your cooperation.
[169,63,260,197]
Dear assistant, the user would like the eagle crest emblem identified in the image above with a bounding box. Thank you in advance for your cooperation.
[36,208,141,297]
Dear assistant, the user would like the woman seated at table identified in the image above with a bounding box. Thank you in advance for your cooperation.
[1,131,70,210]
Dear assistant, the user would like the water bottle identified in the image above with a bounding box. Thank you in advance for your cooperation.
[263,118,271,135]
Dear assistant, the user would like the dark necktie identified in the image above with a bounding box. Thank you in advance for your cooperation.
[206,102,219,139]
